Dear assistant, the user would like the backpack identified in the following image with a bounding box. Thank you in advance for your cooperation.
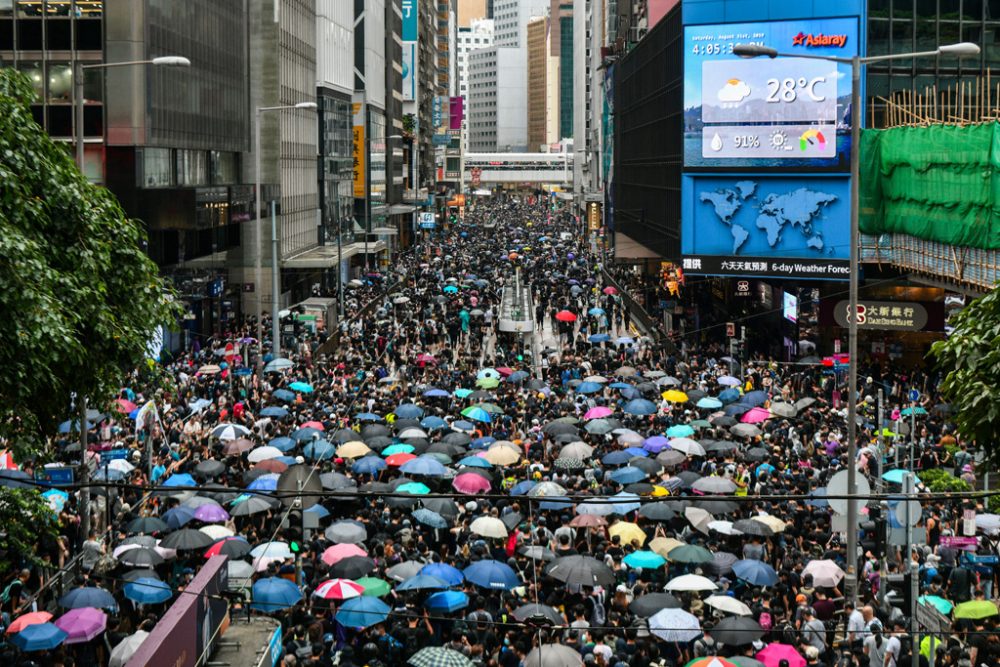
[780,622,797,646]
[757,609,773,632]
[0,579,18,604]
[589,591,606,627]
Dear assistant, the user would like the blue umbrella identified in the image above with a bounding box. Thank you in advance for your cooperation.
[624,399,657,416]
[423,388,451,398]
[623,447,649,457]
[401,456,449,477]
[305,504,331,519]
[252,578,302,612]
[161,473,196,488]
[269,437,297,453]
[463,560,521,590]
[510,480,536,496]
[588,307,606,316]
[292,427,321,442]
[264,357,294,372]
[718,388,741,404]
[576,382,603,394]
[611,492,642,515]
[58,419,94,434]
[353,456,387,475]
[59,587,117,611]
[589,334,611,343]
[619,386,641,399]
[666,425,695,438]
[806,487,829,508]
[609,466,647,485]
[539,496,574,510]
[396,574,450,592]
[733,559,778,586]
[623,551,667,569]
[11,623,67,651]
[882,469,921,485]
[395,404,424,419]
[724,404,752,417]
[162,505,196,530]
[421,416,448,430]
[458,456,492,469]
[602,451,633,466]
[452,420,475,431]
[425,590,469,613]
[741,390,768,407]
[288,382,314,393]
[508,371,530,383]
[233,367,253,377]
[443,285,459,294]
[462,406,493,423]
[336,596,390,628]
[413,508,449,528]
[696,397,723,410]
[124,577,173,605]
[471,436,496,449]
[643,436,670,453]
[609,382,633,390]
[355,413,383,422]
[272,389,296,403]
[420,563,465,586]
[260,406,288,418]
[901,406,928,416]
[247,474,279,492]
[304,441,336,461]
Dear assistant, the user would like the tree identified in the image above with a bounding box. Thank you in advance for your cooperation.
[929,286,1000,468]
[0,69,179,457]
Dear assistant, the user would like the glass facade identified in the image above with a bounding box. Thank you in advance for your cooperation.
[559,13,574,140]
[319,92,355,245]
[867,0,1000,126]
[368,107,387,231]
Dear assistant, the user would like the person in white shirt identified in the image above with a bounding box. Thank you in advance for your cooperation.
[846,601,866,652]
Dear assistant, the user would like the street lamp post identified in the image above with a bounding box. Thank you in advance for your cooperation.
[72,54,189,546]
[254,101,318,364]
[733,40,980,607]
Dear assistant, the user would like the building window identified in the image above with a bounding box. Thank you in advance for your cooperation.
[17,61,43,102]
[176,149,208,186]
[210,151,237,185]
[143,147,174,188]
[46,62,73,103]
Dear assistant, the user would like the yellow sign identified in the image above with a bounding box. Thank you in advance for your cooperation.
[352,101,366,198]
[587,202,602,233]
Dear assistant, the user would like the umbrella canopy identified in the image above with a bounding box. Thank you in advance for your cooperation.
[251,577,302,612]
[160,528,215,551]
[665,574,718,592]
[713,616,764,646]
[409,647,475,667]
[524,644,583,667]
[705,595,753,616]
[59,586,117,611]
[732,559,778,586]
[629,592,682,617]
[356,577,392,597]
[463,560,521,590]
[954,600,999,619]
[124,578,173,605]
[668,544,715,564]
[649,608,702,643]
[336,596,391,628]
[470,516,509,539]
[545,555,615,588]
[608,521,647,546]
[314,578,365,600]
[511,603,566,625]
[802,559,845,588]
[396,574,450,592]
[5,611,53,635]
[12,622,67,652]
[420,563,465,586]
[324,521,369,545]
[54,607,107,644]
[756,644,806,667]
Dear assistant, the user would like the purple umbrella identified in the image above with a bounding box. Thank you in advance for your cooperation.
[643,436,670,454]
[55,607,107,644]
[193,504,230,523]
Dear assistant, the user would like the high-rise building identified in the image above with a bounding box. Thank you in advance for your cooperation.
[456,18,495,102]
[550,0,573,140]
[526,16,548,152]
[457,0,487,26]
[493,0,548,47]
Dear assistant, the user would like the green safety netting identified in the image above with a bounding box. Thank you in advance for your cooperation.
[860,122,1000,250]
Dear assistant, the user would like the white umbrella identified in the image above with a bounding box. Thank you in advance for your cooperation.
[109,630,150,667]
[528,482,567,497]
[802,559,846,587]
[669,437,706,456]
[399,428,429,439]
[470,517,509,539]
[684,506,714,535]
[665,574,718,592]
[247,446,283,463]
[559,442,594,460]
[524,644,583,667]
[108,459,135,474]
[977,513,1000,534]
[584,375,608,384]
[250,541,293,560]
[648,608,702,642]
[708,520,742,536]
[200,525,235,540]
[211,423,250,441]
[705,595,753,616]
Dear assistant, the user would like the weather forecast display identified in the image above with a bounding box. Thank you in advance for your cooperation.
[684,17,859,170]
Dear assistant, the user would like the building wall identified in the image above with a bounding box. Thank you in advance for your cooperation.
[493,0,548,47]
[526,17,547,151]
[558,11,573,139]
[545,51,560,146]
[468,46,497,151]
[316,0,354,96]
[458,0,487,26]
[495,47,528,150]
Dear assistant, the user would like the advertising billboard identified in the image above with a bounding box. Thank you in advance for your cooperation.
[402,0,417,41]
[432,96,451,145]
[352,95,366,199]
[683,17,858,170]
[402,42,416,101]
[783,291,798,322]
[681,174,850,279]
[449,96,464,131]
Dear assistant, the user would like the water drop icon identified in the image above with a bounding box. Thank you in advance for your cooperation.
[710,133,723,152]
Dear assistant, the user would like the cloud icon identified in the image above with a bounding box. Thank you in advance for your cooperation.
[717,78,751,103]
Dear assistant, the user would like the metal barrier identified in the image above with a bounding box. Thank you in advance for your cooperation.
[314,279,405,358]
[601,268,667,343]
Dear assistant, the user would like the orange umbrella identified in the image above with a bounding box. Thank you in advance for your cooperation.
[555,310,577,322]
[5,611,53,634]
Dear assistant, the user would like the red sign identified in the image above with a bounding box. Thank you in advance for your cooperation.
[940,535,979,551]
[792,32,848,48]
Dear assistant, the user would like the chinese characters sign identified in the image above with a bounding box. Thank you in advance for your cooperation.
[832,300,930,332]
[352,98,366,199]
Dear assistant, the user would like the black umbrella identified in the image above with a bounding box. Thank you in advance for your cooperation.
[330,555,376,578]
[500,512,523,531]
[629,458,663,475]
[624,483,655,495]
[362,424,391,438]
[691,499,739,514]
[712,616,764,645]
[393,419,422,432]
[121,535,158,548]
[744,447,769,462]
[386,495,419,509]
[159,528,215,551]
[230,495,279,516]
[629,593,682,617]
[676,471,702,487]
[710,415,738,427]
[127,517,169,534]
[544,555,615,587]
[121,569,161,583]
[519,546,557,561]
[638,502,676,521]
[543,422,578,436]
[194,459,226,478]
[704,440,739,454]
[733,519,775,537]
[200,484,239,503]
[422,498,460,518]
[331,428,359,443]
[512,603,566,625]
[209,537,253,558]
[118,547,164,568]
[706,551,738,575]
[442,432,472,446]
[320,472,357,490]
[656,450,686,467]
[365,435,393,449]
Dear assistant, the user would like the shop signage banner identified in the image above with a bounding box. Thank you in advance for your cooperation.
[402,42,416,101]
[831,300,930,331]
[940,535,978,551]
[402,0,417,41]
[352,96,366,199]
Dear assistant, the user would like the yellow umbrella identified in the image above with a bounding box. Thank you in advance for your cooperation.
[482,445,520,466]
[751,514,787,532]
[609,521,647,546]
[651,485,671,497]
[649,536,685,558]
[661,390,689,404]
[336,441,372,459]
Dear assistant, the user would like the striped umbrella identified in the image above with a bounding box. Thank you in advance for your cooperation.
[313,578,365,601]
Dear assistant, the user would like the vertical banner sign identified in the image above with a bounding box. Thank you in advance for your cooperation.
[402,0,417,41]
[433,96,451,145]
[352,95,366,199]
[449,96,464,130]
[402,42,416,101]
[964,509,976,537]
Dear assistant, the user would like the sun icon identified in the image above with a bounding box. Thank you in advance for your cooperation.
[770,130,788,149]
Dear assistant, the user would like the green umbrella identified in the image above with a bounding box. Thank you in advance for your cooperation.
[355,577,391,597]
[954,600,999,619]
[476,377,500,389]
[667,544,715,564]
[690,420,711,429]
[919,595,954,615]
[475,403,505,415]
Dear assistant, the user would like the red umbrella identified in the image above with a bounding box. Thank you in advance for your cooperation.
[116,398,138,414]
[386,453,417,467]
[5,611,52,634]
[495,367,514,377]
[417,354,437,366]
[301,421,325,430]
[555,310,577,322]
[313,578,365,600]
[254,459,289,474]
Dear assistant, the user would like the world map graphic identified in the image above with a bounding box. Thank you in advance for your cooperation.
[698,181,838,255]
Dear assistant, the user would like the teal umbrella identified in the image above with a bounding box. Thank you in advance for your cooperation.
[397,482,431,495]
[288,382,314,393]
[901,406,927,416]
[454,388,473,398]
[623,551,667,569]
[382,444,415,456]
[919,595,954,615]
[882,469,921,485]
[667,424,695,438]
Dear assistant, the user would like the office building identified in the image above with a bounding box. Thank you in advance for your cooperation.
[526,15,551,152]
[550,0,573,140]
[457,0,486,26]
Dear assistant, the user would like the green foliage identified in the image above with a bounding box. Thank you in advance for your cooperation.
[0,69,179,458]
[929,286,1000,471]
[920,468,971,493]
[0,488,58,574]
[988,495,1000,514]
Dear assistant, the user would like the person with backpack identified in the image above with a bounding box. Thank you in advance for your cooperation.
[864,624,888,667]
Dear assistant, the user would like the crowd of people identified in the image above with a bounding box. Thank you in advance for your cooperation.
[0,195,997,667]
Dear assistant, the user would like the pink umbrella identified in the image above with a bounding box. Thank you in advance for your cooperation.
[495,367,514,377]
[116,398,138,415]
[301,420,325,430]
[741,407,772,424]
[757,643,806,667]
[584,406,613,420]
[453,472,492,495]
[602,286,618,295]
[193,504,230,524]
[322,543,368,566]
[55,607,107,644]
[313,578,365,600]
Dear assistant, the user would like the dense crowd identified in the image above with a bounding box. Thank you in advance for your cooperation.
[0,196,997,667]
